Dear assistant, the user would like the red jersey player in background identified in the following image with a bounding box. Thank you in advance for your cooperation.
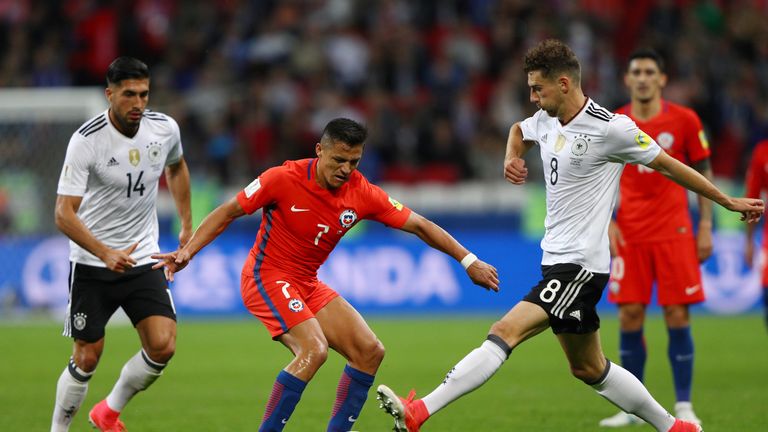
[152,118,499,432]
[599,49,712,428]
[744,138,768,330]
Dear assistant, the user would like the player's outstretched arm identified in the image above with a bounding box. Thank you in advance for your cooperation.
[645,151,764,223]
[504,122,535,184]
[398,211,499,291]
[152,195,246,280]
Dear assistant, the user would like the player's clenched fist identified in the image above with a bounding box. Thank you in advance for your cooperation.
[504,157,528,184]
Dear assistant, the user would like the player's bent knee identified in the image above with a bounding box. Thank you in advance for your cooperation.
[488,321,520,348]
[144,339,176,364]
[298,338,329,366]
[74,351,101,373]
[364,339,386,367]
[569,364,603,383]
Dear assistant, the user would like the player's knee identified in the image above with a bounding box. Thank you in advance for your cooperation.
[73,350,101,373]
[144,338,176,364]
[569,363,603,383]
[488,321,519,347]
[618,304,645,329]
[362,339,386,368]
[299,337,329,366]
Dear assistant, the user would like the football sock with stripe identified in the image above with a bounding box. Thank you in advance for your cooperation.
[591,360,675,431]
[619,329,646,382]
[259,370,306,432]
[51,357,93,432]
[667,326,694,402]
[421,337,509,416]
[326,365,375,432]
[106,349,166,412]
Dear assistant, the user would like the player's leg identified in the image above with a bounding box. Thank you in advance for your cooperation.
[91,265,176,430]
[51,262,115,432]
[377,300,549,432]
[657,239,703,424]
[558,331,677,432]
[241,273,332,431]
[601,242,653,426]
[315,295,383,432]
[262,318,328,431]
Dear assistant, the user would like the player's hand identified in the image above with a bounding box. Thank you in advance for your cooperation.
[504,157,528,185]
[725,197,764,223]
[151,249,192,282]
[178,225,193,248]
[467,260,500,292]
[100,242,139,273]
[696,224,713,262]
[745,238,755,269]
[608,221,624,258]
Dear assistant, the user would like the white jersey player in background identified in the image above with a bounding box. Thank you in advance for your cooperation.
[376,39,762,432]
[50,56,191,432]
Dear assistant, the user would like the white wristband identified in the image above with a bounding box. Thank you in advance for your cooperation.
[460,253,478,270]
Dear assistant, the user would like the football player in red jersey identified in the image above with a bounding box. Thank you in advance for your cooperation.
[153,118,499,432]
[745,138,768,331]
[600,49,712,428]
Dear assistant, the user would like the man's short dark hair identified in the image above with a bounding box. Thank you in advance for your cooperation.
[321,118,368,147]
[523,39,581,83]
[106,57,149,86]
[627,48,666,73]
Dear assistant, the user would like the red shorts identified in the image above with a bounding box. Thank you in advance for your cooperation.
[607,238,705,306]
[241,269,339,338]
[761,246,768,287]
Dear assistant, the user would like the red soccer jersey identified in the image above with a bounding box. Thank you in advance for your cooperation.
[236,158,412,280]
[745,139,768,246]
[614,100,711,242]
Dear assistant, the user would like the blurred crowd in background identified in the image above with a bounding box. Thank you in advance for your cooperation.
[1,0,767,186]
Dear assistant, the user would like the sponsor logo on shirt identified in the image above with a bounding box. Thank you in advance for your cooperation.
[107,157,119,167]
[339,209,357,228]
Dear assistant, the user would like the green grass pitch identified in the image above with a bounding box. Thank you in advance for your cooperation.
[2,315,766,431]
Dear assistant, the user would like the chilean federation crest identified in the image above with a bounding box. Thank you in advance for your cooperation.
[339,209,357,228]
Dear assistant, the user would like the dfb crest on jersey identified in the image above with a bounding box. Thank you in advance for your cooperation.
[73,313,87,331]
[129,148,141,166]
[288,298,304,312]
[339,209,357,228]
[571,134,590,156]
[146,141,162,163]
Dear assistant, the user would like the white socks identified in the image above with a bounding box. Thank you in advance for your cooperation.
[105,350,165,412]
[50,358,92,432]
[422,340,507,415]
[592,361,675,431]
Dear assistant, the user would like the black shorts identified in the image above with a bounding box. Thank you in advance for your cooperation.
[523,263,609,334]
[64,262,176,342]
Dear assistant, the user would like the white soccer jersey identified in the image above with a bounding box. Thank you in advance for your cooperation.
[520,99,661,273]
[57,109,183,267]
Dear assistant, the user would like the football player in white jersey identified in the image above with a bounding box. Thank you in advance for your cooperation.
[376,39,762,432]
[50,57,191,432]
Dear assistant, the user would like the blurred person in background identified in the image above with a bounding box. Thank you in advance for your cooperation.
[744,138,768,331]
[152,118,499,432]
[376,38,761,432]
[50,57,192,432]
[599,48,711,428]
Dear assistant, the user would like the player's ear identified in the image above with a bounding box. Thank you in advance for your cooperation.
[659,73,668,88]
[558,75,570,93]
[315,142,322,157]
[104,86,112,103]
